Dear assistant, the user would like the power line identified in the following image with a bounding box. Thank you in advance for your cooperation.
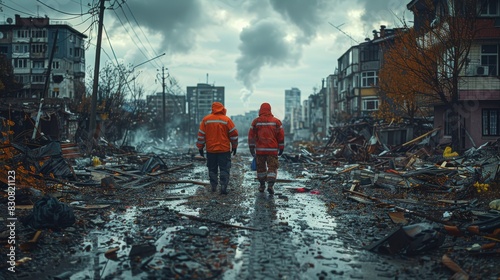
[36,0,89,16]
[123,1,163,69]
[328,22,360,44]
[1,1,37,17]
[110,8,151,65]
[111,2,162,69]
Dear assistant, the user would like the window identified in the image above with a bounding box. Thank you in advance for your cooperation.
[361,71,378,87]
[52,61,60,69]
[31,44,46,53]
[483,109,500,136]
[33,61,44,69]
[16,30,29,38]
[480,0,499,16]
[15,75,29,84]
[361,45,379,62]
[481,45,498,75]
[31,29,46,38]
[14,59,28,68]
[14,44,29,53]
[363,98,379,111]
[32,75,45,83]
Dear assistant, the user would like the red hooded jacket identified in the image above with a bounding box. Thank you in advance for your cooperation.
[197,102,238,153]
[248,103,285,155]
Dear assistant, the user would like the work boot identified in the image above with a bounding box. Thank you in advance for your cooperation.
[258,181,266,192]
[267,181,275,195]
[211,185,217,192]
[220,185,228,195]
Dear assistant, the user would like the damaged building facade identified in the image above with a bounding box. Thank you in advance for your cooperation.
[302,1,500,150]
[406,0,500,150]
[0,14,87,141]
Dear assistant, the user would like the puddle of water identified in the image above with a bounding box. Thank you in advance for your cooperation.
[222,235,247,279]
[67,193,200,279]
[69,207,140,279]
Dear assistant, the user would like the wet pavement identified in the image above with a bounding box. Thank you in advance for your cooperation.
[2,154,499,279]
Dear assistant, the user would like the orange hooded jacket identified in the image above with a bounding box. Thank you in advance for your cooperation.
[248,103,285,155]
[197,102,238,153]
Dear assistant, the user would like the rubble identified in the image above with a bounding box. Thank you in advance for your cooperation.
[1,117,499,279]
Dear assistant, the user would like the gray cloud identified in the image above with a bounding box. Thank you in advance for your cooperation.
[269,0,331,43]
[111,0,210,54]
[235,18,300,100]
[358,0,408,30]
[236,0,334,100]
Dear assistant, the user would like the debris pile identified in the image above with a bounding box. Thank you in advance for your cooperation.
[283,121,500,278]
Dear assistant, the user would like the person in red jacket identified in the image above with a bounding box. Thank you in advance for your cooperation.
[197,102,238,194]
[248,102,285,195]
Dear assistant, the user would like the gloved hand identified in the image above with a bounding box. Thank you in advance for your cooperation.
[278,149,283,156]
[250,149,255,157]
[232,148,237,156]
[199,149,204,157]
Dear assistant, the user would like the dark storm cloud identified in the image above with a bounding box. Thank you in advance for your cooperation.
[269,0,331,43]
[236,0,334,98]
[111,0,210,54]
[235,18,300,96]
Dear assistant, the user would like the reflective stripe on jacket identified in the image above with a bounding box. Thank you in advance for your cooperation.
[197,102,238,153]
[248,103,284,155]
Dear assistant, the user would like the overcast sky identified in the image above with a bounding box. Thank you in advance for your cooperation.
[1,0,409,119]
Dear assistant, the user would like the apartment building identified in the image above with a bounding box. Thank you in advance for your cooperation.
[186,83,225,141]
[408,0,500,149]
[284,87,302,136]
[335,26,398,121]
[0,14,87,100]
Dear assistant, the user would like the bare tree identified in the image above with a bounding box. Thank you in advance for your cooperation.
[381,0,482,150]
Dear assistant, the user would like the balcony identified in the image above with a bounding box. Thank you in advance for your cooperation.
[30,37,48,43]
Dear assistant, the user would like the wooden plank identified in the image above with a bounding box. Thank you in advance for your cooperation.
[73,204,111,210]
[388,211,408,224]
[438,199,470,205]
[16,205,34,210]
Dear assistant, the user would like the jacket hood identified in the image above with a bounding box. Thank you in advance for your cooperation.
[259,102,273,116]
[212,102,226,115]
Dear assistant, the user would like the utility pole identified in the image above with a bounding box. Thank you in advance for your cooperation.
[32,29,58,140]
[88,0,106,146]
[161,66,167,140]
[156,66,169,140]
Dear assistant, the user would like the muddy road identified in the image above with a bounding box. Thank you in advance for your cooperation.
[1,153,499,279]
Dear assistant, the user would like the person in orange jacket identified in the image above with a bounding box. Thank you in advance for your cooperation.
[248,102,285,195]
[197,102,239,194]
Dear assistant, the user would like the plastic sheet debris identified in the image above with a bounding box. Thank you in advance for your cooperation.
[21,195,76,230]
[365,223,445,255]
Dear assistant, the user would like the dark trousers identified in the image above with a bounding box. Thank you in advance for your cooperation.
[206,152,232,187]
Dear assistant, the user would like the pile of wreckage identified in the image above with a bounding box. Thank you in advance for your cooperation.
[283,120,500,276]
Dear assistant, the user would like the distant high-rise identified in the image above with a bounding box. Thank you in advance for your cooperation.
[284,87,301,133]
[186,83,225,142]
